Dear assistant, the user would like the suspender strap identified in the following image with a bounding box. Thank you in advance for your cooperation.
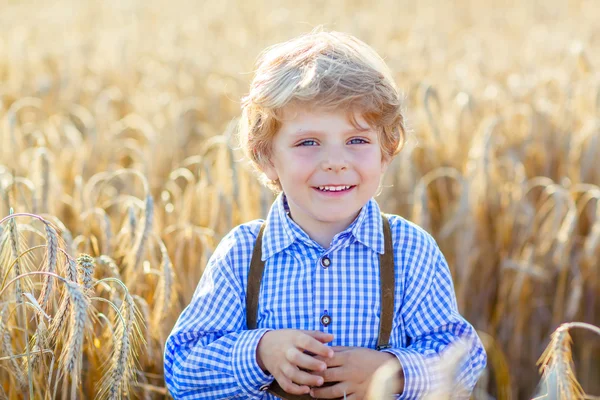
[246,213,395,399]
[246,222,266,330]
[377,214,395,350]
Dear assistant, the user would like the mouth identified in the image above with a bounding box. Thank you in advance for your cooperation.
[312,185,356,193]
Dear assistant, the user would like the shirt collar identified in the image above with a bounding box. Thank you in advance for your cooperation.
[260,193,299,261]
[349,196,385,255]
[261,192,385,260]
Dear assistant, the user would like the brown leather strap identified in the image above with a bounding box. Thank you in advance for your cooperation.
[377,213,395,351]
[246,222,266,330]
[247,223,316,399]
[246,213,395,399]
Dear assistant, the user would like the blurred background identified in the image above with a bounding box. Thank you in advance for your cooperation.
[1,0,599,398]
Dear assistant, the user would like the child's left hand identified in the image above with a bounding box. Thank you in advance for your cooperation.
[309,346,402,399]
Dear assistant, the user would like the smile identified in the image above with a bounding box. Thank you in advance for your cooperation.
[314,185,355,192]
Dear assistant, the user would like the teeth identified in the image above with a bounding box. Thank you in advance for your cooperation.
[317,185,351,192]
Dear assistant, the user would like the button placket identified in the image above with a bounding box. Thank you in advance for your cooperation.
[314,251,332,332]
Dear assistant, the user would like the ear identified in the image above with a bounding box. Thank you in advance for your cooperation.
[258,157,279,181]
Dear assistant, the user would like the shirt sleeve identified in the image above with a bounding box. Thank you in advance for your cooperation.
[164,230,275,399]
[381,232,487,399]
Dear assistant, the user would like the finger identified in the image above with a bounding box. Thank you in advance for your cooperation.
[285,348,327,372]
[280,363,325,388]
[330,346,349,351]
[274,373,311,396]
[286,347,327,372]
[320,366,344,383]
[310,381,351,399]
[295,334,334,359]
[301,330,335,344]
[313,353,343,367]
[312,366,345,382]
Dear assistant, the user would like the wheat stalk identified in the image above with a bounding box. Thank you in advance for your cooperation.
[59,280,89,398]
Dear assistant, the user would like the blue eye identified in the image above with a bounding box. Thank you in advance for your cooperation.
[348,138,368,145]
[298,140,318,146]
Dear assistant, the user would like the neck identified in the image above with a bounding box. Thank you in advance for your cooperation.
[297,217,355,249]
[286,207,360,249]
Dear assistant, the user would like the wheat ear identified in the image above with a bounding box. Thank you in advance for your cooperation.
[77,254,95,295]
[38,222,58,311]
[35,148,50,214]
[49,258,77,342]
[65,257,77,282]
[151,236,173,339]
[127,204,137,247]
[22,316,49,374]
[536,324,585,399]
[96,255,121,279]
[0,305,27,389]
[101,293,135,400]
[133,195,153,269]
[59,281,89,390]
[132,294,152,364]
[8,212,22,306]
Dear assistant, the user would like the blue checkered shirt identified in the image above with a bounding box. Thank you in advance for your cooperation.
[164,193,487,399]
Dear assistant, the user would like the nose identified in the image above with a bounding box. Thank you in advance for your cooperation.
[320,155,348,172]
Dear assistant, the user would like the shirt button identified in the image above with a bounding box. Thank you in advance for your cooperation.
[321,256,331,268]
[320,313,332,326]
[259,384,269,391]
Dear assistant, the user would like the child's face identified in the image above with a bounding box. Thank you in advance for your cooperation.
[262,103,389,232]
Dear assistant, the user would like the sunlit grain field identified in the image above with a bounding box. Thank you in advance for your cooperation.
[0,0,599,398]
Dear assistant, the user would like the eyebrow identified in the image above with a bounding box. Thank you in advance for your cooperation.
[293,127,373,136]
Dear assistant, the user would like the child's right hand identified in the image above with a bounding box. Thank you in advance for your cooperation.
[256,329,334,395]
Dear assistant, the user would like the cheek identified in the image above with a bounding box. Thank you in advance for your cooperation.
[285,152,316,174]
[360,157,385,182]
[294,149,320,163]
[355,148,383,167]
[276,161,309,184]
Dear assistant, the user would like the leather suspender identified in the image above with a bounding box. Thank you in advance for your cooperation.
[247,222,266,332]
[245,213,395,399]
[377,214,395,350]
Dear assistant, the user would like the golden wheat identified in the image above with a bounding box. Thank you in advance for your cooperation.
[0,0,598,398]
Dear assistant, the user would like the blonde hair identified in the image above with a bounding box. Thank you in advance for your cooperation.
[237,28,406,192]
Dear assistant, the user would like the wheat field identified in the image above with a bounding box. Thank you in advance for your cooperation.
[0,0,599,398]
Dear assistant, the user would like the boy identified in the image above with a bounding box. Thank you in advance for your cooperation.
[164,30,486,399]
